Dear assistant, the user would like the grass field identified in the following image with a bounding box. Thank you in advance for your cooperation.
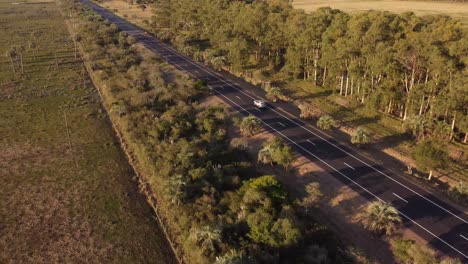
[0,0,175,262]
[293,0,468,24]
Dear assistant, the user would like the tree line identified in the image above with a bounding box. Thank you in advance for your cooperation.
[151,0,468,144]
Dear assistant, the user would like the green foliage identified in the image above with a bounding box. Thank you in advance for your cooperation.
[241,175,287,204]
[316,115,335,130]
[449,182,468,204]
[407,242,437,264]
[258,137,295,169]
[392,238,414,264]
[392,238,443,264]
[362,201,402,235]
[191,226,222,254]
[412,140,449,175]
[239,115,261,136]
[351,126,371,146]
[440,257,463,264]
[301,182,323,209]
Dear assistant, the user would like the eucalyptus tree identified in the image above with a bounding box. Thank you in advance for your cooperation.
[412,140,449,180]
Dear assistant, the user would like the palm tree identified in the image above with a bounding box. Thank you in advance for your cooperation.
[362,201,402,235]
[351,126,371,146]
[266,87,282,102]
[257,147,273,165]
[316,115,335,130]
[5,47,17,74]
[215,250,256,264]
[240,115,261,136]
[167,174,186,205]
[192,226,222,253]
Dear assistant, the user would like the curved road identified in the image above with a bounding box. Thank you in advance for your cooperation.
[81,0,468,260]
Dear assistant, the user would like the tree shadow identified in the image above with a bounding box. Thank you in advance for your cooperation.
[374,132,412,150]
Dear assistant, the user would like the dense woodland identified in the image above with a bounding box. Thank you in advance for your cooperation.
[150,0,468,144]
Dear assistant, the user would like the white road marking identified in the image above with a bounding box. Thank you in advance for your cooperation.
[235,96,241,99]
[344,162,355,171]
[255,108,261,112]
[306,139,316,146]
[89,7,468,258]
[278,122,286,127]
[393,193,409,203]
[460,234,468,241]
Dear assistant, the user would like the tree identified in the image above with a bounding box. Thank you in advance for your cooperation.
[246,208,300,247]
[405,116,428,141]
[361,201,401,235]
[407,242,437,264]
[440,258,463,264]
[316,115,335,130]
[239,115,261,136]
[257,147,273,166]
[265,87,288,102]
[301,182,323,211]
[412,140,449,180]
[191,226,222,254]
[258,138,294,169]
[5,47,17,74]
[351,126,371,146]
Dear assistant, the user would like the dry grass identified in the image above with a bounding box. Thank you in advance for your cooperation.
[100,0,153,26]
[0,1,175,263]
[293,0,468,25]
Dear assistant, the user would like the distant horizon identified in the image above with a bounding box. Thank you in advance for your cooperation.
[293,0,468,25]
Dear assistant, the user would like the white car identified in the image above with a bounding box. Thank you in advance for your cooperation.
[253,99,266,109]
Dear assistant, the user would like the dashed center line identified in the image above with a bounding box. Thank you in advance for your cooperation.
[306,139,316,146]
[235,96,241,99]
[460,234,468,241]
[393,193,409,203]
[344,162,355,170]
[277,122,286,127]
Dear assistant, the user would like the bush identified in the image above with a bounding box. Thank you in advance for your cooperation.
[351,126,371,146]
[412,140,449,180]
[316,115,335,130]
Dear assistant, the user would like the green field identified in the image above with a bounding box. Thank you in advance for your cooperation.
[0,0,175,262]
[293,0,468,24]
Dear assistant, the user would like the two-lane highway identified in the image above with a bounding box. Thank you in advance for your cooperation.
[81,0,468,259]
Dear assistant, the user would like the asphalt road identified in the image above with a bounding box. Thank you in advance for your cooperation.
[81,0,468,260]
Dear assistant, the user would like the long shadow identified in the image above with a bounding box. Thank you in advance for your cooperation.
[427,222,468,260]
[350,115,381,127]
[374,132,412,150]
